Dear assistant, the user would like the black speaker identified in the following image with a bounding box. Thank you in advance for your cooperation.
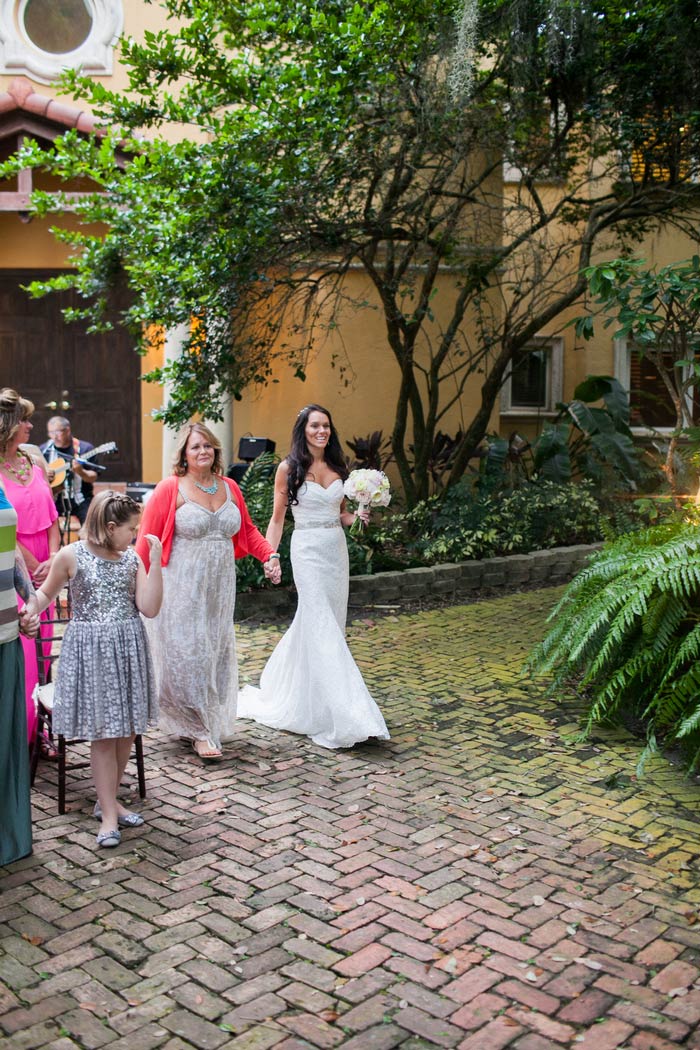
[226,463,249,483]
[126,482,157,503]
[237,436,276,461]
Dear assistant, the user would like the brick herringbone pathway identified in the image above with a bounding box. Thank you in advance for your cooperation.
[2,587,700,1050]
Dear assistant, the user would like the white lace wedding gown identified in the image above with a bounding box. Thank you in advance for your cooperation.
[238,479,390,749]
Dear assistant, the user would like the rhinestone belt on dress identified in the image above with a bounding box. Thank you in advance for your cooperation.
[294,520,341,530]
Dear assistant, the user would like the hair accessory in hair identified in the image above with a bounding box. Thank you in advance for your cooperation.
[104,490,139,506]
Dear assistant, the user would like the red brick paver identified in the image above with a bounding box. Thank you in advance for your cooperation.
[3,587,700,1049]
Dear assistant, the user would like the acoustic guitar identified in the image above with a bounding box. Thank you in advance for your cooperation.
[47,441,118,489]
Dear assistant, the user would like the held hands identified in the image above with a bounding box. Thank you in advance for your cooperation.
[32,553,55,585]
[145,534,163,563]
[19,605,39,638]
[264,556,282,585]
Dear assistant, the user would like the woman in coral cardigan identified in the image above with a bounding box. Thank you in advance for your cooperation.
[136,422,281,761]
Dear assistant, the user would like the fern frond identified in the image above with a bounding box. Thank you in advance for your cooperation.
[655,651,700,735]
[636,733,659,778]
[529,519,700,774]
[663,622,700,676]
[586,648,659,721]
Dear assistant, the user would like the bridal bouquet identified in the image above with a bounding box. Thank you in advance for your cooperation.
[344,469,391,535]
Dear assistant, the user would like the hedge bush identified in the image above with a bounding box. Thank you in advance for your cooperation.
[371,478,604,567]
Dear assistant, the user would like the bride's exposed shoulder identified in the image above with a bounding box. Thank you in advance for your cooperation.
[275,460,291,486]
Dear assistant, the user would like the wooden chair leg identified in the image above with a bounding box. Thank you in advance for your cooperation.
[29,708,44,787]
[134,735,146,799]
[58,735,66,815]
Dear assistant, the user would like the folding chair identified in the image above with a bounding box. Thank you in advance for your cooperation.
[30,591,146,814]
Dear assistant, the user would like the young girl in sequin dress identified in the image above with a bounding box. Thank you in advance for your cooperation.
[25,492,163,848]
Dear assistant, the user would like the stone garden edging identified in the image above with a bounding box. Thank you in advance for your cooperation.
[234,542,601,621]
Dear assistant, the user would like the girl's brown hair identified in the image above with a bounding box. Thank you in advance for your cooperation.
[0,388,34,453]
[171,422,224,477]
[84,490,140,549]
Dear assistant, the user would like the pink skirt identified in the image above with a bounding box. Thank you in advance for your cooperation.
[17,528,54,746]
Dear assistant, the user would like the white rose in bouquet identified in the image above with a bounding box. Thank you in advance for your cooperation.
[343,469,391,533]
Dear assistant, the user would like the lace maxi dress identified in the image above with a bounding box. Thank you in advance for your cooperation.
[238,479,390,749]
[144,484,242,748]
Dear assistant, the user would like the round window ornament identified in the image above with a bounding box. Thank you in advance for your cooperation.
[23,0,93,56]
[0,0,123,84]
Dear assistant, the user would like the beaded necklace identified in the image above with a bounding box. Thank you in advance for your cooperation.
[194,476,218,495]
[1,452,32,484]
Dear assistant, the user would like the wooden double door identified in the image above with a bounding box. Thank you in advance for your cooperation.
[0,271,142,482]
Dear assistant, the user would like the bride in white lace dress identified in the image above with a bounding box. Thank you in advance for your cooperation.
[238,405,390,749]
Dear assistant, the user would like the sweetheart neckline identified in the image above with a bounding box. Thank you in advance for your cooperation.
[304,478,343,492]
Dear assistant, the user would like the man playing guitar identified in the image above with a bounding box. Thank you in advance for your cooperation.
[40,416,99,526]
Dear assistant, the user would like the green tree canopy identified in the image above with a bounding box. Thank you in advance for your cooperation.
[10,0,700,504]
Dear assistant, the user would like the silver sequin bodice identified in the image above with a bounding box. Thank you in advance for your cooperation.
[70,541,140,622]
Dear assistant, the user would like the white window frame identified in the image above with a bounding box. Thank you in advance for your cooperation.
[614,337,695,435]
[501,336,563,417]
[0,0,123,85]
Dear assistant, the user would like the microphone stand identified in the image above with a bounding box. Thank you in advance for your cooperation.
[58,467,75,547]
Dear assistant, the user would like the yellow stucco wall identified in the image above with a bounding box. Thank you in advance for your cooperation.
[231,266,503,484]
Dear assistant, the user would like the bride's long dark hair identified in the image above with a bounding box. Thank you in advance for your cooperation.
[287,403,348,505]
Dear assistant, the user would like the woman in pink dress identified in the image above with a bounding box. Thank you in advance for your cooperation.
[0,389,59,745]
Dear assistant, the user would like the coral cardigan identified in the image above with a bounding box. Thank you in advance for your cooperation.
[135,474,274,571]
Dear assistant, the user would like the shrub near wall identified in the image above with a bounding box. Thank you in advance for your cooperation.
[372,479,604,567]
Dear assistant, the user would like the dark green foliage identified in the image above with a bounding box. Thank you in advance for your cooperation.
[346,530,380,576]
[509,376,643,489]
[425,431,467,491]
[578,257,700,497]
[235,453,292,592]
[346,431,392,472]
[374,478,603,564]
[528,517,700,773]
[597,494,677,540]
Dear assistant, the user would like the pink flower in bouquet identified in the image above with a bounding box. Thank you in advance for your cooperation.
[343,469,391,533]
